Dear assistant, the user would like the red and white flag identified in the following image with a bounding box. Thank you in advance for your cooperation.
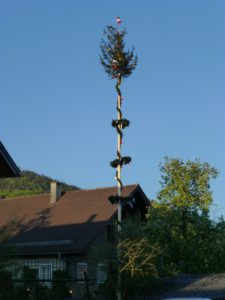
[116,17,122,24]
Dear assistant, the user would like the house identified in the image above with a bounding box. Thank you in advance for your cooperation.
[0,182,149,297]
[0,141,20,178]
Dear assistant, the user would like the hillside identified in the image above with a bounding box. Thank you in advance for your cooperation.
[0,170,79,199]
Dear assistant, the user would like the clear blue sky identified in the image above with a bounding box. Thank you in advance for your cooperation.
[1,0,224,219]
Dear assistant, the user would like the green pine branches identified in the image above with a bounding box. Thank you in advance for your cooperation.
[100,26,137,79]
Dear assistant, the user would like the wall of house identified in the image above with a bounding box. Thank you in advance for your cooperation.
[66,254,107,298]
[10,256,66,280]
[8,224,114,297]
[64,226,111,298]
[8,231,109,297]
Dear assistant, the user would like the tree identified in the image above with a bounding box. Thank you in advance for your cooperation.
[156,157,218,239]
[157,157,218,212]
[91,218,161,300]
[146,157,219,273]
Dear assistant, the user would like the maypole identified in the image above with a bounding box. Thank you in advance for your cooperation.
[116,74,122,232]
[100,17,137,299]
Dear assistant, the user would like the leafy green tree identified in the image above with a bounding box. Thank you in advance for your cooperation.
[147,207,225,273]
[157,157,218,211]
[157,157,218,238]
[146,157,220,273]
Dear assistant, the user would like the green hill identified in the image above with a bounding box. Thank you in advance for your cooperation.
[0,170,79,199]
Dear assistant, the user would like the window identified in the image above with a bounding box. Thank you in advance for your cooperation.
[9,265,23,280]
[77,263,87,281]
[39,264,52,280]
[97,264,107,284]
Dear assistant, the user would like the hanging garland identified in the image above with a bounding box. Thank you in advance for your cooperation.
[110,156,132,168]
[100,19,137,205]
[108,195,131,205]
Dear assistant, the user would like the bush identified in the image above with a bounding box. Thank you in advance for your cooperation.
[51,269,70,299]
[0,269,15,300]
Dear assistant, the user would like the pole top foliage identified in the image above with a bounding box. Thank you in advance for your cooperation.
[100,25,137,79]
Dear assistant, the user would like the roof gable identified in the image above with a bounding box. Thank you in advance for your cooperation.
[0,141,20,178]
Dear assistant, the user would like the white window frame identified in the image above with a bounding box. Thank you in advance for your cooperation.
[38,264,52,281]
[9,264,23,280]
[97,263,107,284]
[77,263,87,281]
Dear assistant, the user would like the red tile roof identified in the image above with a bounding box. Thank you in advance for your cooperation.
[0,184,145,254]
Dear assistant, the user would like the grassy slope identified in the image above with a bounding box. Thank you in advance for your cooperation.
[0,170,79,199]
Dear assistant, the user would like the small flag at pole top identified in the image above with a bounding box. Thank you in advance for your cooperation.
[116,17,122,24]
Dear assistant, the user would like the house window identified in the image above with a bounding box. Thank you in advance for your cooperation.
[77,263,87,281]
[39,264,52,281]
[97,264,107,284]
[9,265,23,280]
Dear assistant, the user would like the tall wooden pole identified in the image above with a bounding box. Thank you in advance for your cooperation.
[117,76,122,230]
[116,75,122,300]
[99,22,137,300]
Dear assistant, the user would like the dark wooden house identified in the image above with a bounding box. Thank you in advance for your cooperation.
[0,183,149,297]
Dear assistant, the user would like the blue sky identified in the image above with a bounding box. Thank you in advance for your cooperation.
[1,0,224,219]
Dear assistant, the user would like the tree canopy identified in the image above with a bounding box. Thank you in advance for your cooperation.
[157,157,218,212]
[146,157,220,273]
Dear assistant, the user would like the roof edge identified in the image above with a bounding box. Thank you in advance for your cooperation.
[0,141,20,177]
[128,184,150,205]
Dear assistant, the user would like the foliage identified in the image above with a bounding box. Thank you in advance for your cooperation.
[110,156,132,169]
[146,157,221,274]
[94,157,224,298]
[22,267,50,300]
[147,205,225,273]
[100,25,137,79]
[0,269,15,300]
[157,157,218,211]
[91,242,118,300]
[119,238,160,278]
[0,267,36,300]
[92,218,162,299]
[0,170,79,199]
[51,269,70,299]
[23,266,38,282]
[0,264,71,300]
[108,195,131,205]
